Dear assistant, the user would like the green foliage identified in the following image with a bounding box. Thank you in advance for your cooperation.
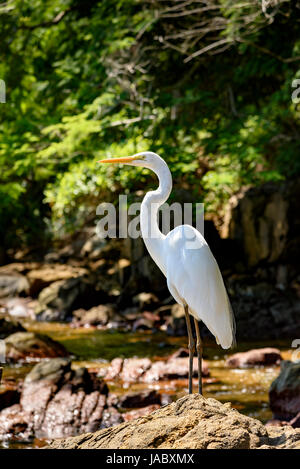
[1,0,300,248]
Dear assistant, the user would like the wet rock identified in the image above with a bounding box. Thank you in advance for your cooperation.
[0,272,29,298]
[120,358,152,383]
[104,357,153,383]
[142,357,209,383]
[0,404,31,440]
[123,405,161,422]
[104,358,123,381]
[104,355,209,384]
[0,316,25,339]
[47,394,300,449]
[100,407,124,428]
[4,332,69,363]
[226,348,282,368]
[269,360,300,421]
[116,390,161,409]
[0,358,110,440]
[72,304,116,327]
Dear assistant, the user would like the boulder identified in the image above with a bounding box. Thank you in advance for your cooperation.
[226,348,282,368]
[104,356,209,384]
[225,178,300,268]
[72,304,116,327]
[269,360,300,421]
[142,357,209,383]
[0,272,29,298]
[34,276,100,321]
[4,332,69,362]
[120,358,152,383]
[47,394,300,449]
[104,358,123,381]
[0,358,109,440]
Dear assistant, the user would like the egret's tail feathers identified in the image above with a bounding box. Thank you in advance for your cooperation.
[228,297,236,349]
[216,296,236,350]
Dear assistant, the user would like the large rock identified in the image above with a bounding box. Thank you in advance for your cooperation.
[225,178,300,268]
[142,357,209,382]
[4,332,69,362]
[47,394,300,449]
[104,355,209,383]
[226,348,282,368]
[228,276,300,340]
[34,276,102,321]
[120,358,152,383]
[269,360,300,421]
[0,358,110,440]
[72,304,116,327]
[0,272,29,298]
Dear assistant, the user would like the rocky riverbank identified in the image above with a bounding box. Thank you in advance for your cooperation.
[47,394,300,449]
[1,340,299,446]
[0,178,299,447]
[1,178,300,341]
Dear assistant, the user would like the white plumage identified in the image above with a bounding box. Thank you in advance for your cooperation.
[99,151,236,394]
[164,224,235,349]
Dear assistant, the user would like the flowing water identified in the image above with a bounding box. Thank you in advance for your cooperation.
[0,320,293,448]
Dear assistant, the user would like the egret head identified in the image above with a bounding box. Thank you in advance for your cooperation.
[98,151,164,170]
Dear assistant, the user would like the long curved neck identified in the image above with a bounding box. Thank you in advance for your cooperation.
[140,159,172,275]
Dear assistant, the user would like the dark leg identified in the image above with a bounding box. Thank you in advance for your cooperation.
[194,318,203,395]
[184,305,195,394]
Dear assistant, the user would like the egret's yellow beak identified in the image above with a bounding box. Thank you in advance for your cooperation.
[97,155,140,164]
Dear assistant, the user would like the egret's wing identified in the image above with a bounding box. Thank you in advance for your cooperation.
[165,226,235,349]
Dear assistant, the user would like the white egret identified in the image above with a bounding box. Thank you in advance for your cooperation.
[99,152,235,394]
